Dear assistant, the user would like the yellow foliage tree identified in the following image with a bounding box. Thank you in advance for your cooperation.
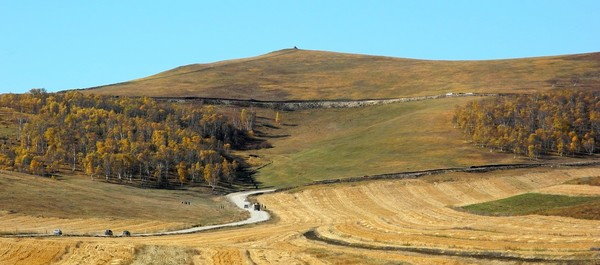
[203,163,217,189]
[176,161,187,186]
[29,156,45,176]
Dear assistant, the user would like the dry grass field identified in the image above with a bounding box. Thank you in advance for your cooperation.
[81,49,600,100]
[0,171,247,236]
[1,166,599,264]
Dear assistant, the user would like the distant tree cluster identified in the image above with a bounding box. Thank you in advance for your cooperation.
[0,90,255,188]
[453,90,600,158]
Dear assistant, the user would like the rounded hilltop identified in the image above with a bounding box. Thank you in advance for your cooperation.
[79,49,600,101]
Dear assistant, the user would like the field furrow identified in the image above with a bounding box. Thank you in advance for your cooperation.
[2,166,600,264]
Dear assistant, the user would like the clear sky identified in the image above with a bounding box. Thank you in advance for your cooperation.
[1,1,599,93]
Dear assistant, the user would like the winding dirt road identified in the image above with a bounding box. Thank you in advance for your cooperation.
[138,189,276,236]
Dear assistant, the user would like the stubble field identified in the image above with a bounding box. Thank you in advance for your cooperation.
[1,166,599,264]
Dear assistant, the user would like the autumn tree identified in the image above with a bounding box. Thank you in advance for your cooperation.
[29,156,45,176]
[203,163,217,189]
[454,90,599,158]
[176,161,187,186]
[0,91,259,188]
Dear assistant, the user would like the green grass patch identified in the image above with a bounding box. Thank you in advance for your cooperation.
[462,193,600,220]
[249,97,522,188]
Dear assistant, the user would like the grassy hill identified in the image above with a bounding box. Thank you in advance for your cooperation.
[0,171,246,234]
[75,49,600,188]
[82,49,600,100]
[244,97,591,188]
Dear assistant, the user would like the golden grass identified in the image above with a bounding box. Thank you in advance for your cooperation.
[82,49,600,100]
[272,167,600,259]
[3,166,600,264]
[0,171,247,235]
[537,184,600,196]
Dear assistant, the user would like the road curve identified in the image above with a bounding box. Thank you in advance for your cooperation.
[137,189,276,236]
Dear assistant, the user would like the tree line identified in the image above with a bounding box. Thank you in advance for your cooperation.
[453,89,599,159]
[0,89,258,188]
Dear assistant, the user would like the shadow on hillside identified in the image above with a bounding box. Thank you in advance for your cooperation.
[262,134,290,139]
[233,168,271,190]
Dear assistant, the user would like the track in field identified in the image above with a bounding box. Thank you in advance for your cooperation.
[2,167,600,264]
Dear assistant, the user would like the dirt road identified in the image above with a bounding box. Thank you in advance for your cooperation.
[137,189,276,236]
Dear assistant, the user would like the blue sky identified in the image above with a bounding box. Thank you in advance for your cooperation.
[1,1,599,93]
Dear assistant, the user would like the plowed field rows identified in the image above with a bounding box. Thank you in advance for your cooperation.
[2,167,599,264]
[537,184,600,196]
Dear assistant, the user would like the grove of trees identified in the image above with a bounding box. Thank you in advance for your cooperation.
[453,89,599,159]
[0,90,256,188]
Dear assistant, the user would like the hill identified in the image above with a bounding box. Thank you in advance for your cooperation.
[0,171,246,235]
[247,97,519,187]
[81,49,600,100]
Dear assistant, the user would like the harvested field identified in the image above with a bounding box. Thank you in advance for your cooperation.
[130,245,197,265]
[0,213,187,236]
[0,240,69,265]
[268,168,600,258]
[0,239,135,265]
[537,184,600,196]
[2,166,600,264]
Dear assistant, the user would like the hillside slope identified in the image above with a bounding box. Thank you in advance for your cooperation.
[250,97,519,187]
[82,49,600,100]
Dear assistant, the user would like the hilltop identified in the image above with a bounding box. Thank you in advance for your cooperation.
[81,49,600,100]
